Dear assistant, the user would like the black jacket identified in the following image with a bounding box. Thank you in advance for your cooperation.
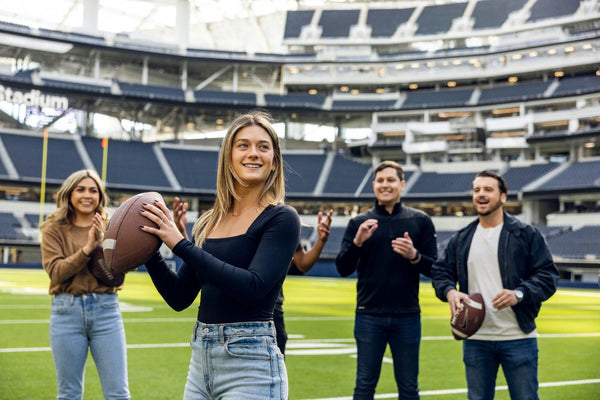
[432,212,559,334]
[336,201,437,315]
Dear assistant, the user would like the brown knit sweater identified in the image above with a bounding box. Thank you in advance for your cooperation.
[41,222,120,295]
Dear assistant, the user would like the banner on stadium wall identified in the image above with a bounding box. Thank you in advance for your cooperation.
[0,84,68,110]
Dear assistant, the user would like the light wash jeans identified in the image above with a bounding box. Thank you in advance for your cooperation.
[50,293,129,400]
[183,320,288,400]
[463,338,539,400]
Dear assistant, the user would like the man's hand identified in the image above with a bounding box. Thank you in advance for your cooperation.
[353,219,378,247]
[446,289,471,317]
[492,289,518,310]
[391,232,417,259]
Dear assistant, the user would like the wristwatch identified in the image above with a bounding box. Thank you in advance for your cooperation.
[409,250,420,264]
[514,289,524,303]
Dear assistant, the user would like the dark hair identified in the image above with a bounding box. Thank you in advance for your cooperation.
[374,160,404,181]
[475,170,508,195]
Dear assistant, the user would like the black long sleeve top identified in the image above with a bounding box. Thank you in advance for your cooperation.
[336,201,437,315]
[145,204,300,323]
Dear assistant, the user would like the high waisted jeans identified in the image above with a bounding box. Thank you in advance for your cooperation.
[183,320,288,400]
[50,293,129,400]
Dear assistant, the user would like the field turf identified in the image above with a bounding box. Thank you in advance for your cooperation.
[1,268,599,399]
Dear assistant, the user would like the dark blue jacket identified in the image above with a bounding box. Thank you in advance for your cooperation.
[432,212,559,334]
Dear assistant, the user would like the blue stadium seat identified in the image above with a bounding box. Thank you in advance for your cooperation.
[161,147,219,191]
[283,153,327,194]
[322,156,370,195]
[535,161,600,191]
[528,0,581,22]
[471,0,527,30]
[284,10,315,39]
[194,89,256,106]
[0,212,27,240]
[366,8,414,38]
[553,75,600,97]
[319,10,360,38]
[478,81,551,105]
[264,93,326,109]
[402,88,472,109]
[81,137,171,189]
[503,163,560,191]
[0,133,86,183]
[415,3,468,36]
[546,226,600,259]
[118,81,185,102]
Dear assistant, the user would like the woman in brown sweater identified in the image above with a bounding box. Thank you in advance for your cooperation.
[41,169,130,400]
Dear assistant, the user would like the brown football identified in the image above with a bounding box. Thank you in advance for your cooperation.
[103,192,164,273]
[87,243,125,287]
[450,292,486,340]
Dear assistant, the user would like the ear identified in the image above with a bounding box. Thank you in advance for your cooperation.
[500,192,507,204]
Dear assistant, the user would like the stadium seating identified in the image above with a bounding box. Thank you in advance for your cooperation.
[367,8,414,38]
[478,81,552,105]
[194,89,256,106]
[0,212,27,240]
[414,3,468,36]
[81,137,172,189]
[553,74,600,97]
[401,88,473,110]
[471,0,527,30]
[546,226,600,259]
[264,93,326,109]
[319,10,360,38]
[283,153,327,195]
[117,81,186,102]
[534,160,600,192]
[160,146,219,192]
[527,0,581,23]
[322,156,371,195]
[502,163,560,191]
[283,10,315,39]
[0,133,86,183]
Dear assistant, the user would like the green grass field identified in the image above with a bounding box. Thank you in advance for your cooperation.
[1,268,599,400]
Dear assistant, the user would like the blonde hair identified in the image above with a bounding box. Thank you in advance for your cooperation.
[42,169,108,228]
[192,111,285,246]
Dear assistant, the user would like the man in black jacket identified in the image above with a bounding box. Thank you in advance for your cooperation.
[336,160,438,400]
[432,170,558,400]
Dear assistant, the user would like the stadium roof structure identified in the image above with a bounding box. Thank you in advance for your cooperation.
[0,0,417,54]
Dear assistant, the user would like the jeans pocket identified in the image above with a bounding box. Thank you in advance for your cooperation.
[51,295,73,315]
[224,336,271,360]
[99,294,119,309]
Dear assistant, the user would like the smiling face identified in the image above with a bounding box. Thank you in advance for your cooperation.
[472,176,506,217]
[230,125,275,189]
[372,167,405,209]
[69,177,100,220]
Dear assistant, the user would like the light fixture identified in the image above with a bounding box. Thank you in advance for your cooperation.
[508,76,518,83]
[340,86,349,92]
[447,81,457,87]
[554,71,564,78]
[409,83,418,90]
[308,89,318,95]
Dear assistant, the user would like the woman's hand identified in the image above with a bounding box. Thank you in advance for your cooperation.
[83,213,105,256]
[139,200,185,250]
[173,197,189,240]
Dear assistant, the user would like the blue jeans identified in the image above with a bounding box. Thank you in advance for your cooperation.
[353,313,421,400]
[50,293,129,400]
[463,338,539,400]
[184,320,287,400]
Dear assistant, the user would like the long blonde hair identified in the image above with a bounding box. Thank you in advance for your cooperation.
[192,111,285,246]
[41,169,108,228]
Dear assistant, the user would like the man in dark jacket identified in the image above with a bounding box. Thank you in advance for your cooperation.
[336,160,438,400]
[432,170,559,400]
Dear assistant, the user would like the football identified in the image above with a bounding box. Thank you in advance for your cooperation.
[87,243,125,287]
[103,191,165,273]
[450,292,486,340]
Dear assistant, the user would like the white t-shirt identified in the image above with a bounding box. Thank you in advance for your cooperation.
[467,223,537,340]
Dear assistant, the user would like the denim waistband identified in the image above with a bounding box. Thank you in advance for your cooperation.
[193,320,275,341]
[53,292,116,303]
